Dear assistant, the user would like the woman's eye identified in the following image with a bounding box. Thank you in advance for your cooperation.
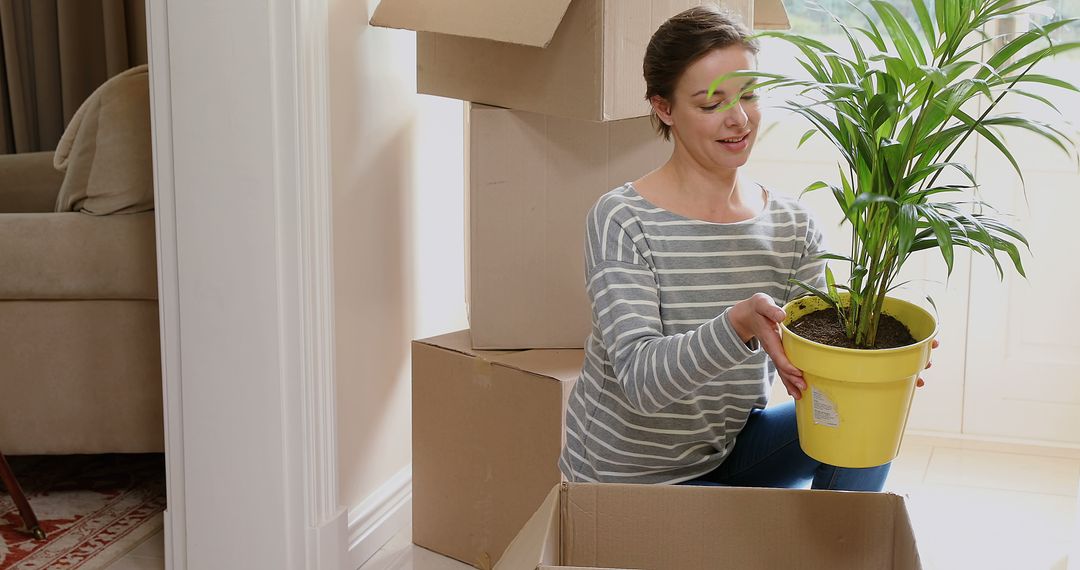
[702,94,757,111]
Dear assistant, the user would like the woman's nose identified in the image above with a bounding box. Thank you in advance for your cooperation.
[724,103,749,128]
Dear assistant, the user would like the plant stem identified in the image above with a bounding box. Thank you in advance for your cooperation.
[856,207,885,346]
[867,251,896,348]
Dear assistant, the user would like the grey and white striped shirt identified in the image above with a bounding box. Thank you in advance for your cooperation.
[558,182,826,484]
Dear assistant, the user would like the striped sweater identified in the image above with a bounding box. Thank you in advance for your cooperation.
[558,182,827,484]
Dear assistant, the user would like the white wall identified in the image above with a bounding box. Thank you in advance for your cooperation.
[328,0,468,512]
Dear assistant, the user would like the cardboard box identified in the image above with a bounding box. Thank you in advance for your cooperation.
[412,330,583,568]
[466,103,672,349]
[370,0,789,122]
[497,483,923,570]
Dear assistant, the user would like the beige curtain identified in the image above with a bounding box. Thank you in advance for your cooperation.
[0,0,147,154]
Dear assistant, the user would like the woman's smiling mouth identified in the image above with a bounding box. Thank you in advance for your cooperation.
[717,133,749,143]
[716,132,750,151]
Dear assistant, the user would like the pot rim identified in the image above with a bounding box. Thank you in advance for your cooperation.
[779,294,940,354]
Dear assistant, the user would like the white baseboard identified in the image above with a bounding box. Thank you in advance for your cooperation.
[347,465,412,569]
[309,507,348,569]
[904,430,1080,458]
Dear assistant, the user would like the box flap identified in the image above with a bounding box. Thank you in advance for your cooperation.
[489,350,584,384]
[493,484,562,570]
[413,329,517,360]
[891,494,922,568]
[753,0,790,30]
[370,0,574,48]
[411,332,584,382]
[537,561,635,565]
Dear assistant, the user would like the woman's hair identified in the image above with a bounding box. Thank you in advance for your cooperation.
[644,5,759,141]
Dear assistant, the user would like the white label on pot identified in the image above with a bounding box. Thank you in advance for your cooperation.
[811,388,840,428]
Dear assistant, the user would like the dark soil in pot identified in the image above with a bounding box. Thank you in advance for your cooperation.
[789,306,916,349]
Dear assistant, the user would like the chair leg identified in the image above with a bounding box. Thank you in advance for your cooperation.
[0,451,45,540]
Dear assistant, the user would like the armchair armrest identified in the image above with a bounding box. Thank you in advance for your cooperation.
[0,211,157,300]
[0,152,65,213]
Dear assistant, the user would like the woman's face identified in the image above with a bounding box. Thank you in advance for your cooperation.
[655,46,760,172]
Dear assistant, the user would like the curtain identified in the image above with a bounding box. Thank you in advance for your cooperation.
[0,0,147,154]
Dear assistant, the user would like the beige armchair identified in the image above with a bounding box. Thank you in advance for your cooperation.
[0,65,163,454]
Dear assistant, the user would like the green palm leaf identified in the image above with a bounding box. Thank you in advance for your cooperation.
[723,0,1079,347]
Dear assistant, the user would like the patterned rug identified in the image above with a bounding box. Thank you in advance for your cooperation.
[0,454,165,570]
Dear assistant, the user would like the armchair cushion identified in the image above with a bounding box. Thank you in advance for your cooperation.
[0,151,64,213]
[0,211,157,299]
[54,65,154,215]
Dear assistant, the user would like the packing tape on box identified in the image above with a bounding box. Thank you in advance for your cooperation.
[472,358,493,388]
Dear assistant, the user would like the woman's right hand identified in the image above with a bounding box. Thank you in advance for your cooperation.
[730,293,807,400]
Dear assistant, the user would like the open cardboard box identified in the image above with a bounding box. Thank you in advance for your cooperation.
[496,482,922,570]
[370,0,789,122]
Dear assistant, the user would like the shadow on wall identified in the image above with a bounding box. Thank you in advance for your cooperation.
[328,0,418,504]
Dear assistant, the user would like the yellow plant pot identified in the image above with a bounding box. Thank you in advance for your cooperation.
[780,294,938,468]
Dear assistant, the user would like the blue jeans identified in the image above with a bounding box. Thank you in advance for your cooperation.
[678,401,890,491]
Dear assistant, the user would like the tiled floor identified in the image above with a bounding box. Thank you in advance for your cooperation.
[890,436,1080,570]
[358,435,1080,570]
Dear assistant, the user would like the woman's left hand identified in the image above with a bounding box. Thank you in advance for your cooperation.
[916,338,940,388]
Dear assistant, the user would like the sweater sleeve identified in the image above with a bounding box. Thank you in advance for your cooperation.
[584,200,760,415]
[789,213,828,293]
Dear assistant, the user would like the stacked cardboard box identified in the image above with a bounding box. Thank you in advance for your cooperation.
[464,104,673,348]
[372,0,790,122]
[374,0,786,349]
[411,331,581,568]
[363,3,926,570]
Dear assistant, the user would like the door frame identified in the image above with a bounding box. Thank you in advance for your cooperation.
[146,0,344,567]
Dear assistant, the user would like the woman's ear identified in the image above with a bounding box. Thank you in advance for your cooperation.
[650,95,673,127]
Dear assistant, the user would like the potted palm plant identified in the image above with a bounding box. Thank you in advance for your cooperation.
[712,0,1080,467]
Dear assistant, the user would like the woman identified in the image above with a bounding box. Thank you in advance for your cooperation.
[558,5,932,490]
